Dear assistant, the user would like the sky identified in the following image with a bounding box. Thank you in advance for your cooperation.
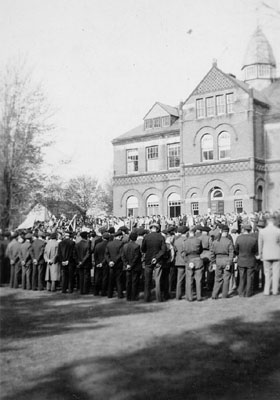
[1,0,280,183]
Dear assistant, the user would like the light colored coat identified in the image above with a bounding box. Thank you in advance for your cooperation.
[258,222,280,261]
[44,239,60,281]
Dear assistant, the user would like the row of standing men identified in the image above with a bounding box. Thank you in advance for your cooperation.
[2,215,280,301]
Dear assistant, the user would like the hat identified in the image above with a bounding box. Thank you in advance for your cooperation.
[25,233,32,240]
[129,232,138,241]
[242,224,252,231]
[108,227,115,234]
[102,232,110,240]
[149,223,160,231]
[167,226,176,234]
[50,232,57,240]
[99,227,107,234]
[201,226,211,232]
[220,224,229,232]
[137,228,146,236]
[177,226,189,234]
[114,230,123,237]
[195,225,204,231]
[119,226,129,233]
[231,228,238,234]
[257,220,266,228]
[80,231,88,240]
[11,232,19,239]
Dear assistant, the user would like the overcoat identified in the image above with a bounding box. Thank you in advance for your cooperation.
[44,239,60,281]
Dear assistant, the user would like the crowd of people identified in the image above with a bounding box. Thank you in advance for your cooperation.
[0,210,279,302]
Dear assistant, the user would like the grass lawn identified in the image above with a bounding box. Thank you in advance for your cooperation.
[0,286,280,400]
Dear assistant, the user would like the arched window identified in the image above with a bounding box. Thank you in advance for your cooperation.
[211,188,224,199]
[127,196,138,217]
[218,131,230,159]
[201,134,213,161]
[168,193,181,218]
[146,194,159,216]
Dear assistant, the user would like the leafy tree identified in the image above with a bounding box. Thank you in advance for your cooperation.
[0,60,53,229]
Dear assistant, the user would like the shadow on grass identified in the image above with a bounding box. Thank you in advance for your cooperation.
[3,310,280,400]
[0,289,163,341]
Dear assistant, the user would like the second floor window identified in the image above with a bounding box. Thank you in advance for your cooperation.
[127,149,138,173]
[196,98,205,119]
[206,97,215,116]
[226,93,234,113]
[218,131,231,159]
[168,143,180,168]
[216,95,225,115]
[201,134,213,161]
[146,145,159,171]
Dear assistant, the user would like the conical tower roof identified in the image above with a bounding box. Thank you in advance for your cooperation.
[242,27,276,69]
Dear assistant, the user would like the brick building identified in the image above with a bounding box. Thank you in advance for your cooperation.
[112,28,280,217]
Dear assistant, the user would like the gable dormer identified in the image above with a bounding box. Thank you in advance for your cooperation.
[143,102,179,130]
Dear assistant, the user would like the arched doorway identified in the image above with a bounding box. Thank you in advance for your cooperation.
[146,194,159,216]
[209,187,224,214]
[168,193,181,218]
[127,196,139,217]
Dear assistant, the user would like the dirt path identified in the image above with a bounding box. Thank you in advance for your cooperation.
[1,287,279,400]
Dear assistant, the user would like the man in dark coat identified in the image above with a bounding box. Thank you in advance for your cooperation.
[141,223,166,302]
[74,231,92,294]
[93,232,110,296]
[57,231,76,293]
[31,231,46,290]
[20,233,33,290]
[235,224,258,297]
[105,230,124,299]
[122,231,142,301]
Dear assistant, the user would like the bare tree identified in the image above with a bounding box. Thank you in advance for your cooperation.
[0,60,53,229]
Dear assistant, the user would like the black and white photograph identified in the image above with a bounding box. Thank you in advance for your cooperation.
[0,0,280,399]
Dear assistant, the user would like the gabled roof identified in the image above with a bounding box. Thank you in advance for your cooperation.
[184,63,270,107]
[143,101,179,119]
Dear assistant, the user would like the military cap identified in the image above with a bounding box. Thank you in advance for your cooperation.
[11,232,19,239]
[129,232,138,241]
[102,232,110,240]
[137,227,147,236]
[108,227,115,234]
[201,226,211,232]
[177,226,189,234]
[242,224,252,231]
[220,224,229,232]
[195,225,204,231]
[25,233,33,240]
[114,230,123,237]
[119,226,129,233]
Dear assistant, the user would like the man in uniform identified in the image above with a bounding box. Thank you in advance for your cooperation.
[235,224,258,297]
[211,224,234,299]
[182,226,203,301]
[20,232,33,290]
[141,223,166,302]
[174,225,189,300]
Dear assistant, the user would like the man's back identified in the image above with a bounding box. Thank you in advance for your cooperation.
[259,223,280,260]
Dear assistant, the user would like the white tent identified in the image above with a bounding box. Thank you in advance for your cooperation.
[17,203,51,229]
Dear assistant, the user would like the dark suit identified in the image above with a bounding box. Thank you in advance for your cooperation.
[211,237,234,299]
[235,233,258,297]
[141,232,166,302]
[105,239,124,298]
[20,241,33,290]
[31,238,46,290]
[57,238,76,293]
[94,240,109,296]
[122,241,142,300]
[74,239,91,294]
